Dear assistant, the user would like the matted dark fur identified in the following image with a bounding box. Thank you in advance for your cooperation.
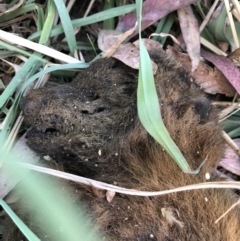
[5,53,240,240]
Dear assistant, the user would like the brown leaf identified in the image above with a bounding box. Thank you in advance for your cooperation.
[116,0,199,38]
[220,140,240,176]
[98,30,158,74]
[100,26,136,58]
[201,49,240,95]
[133,38,164,53]
[98,29,120,52]
[177,6,200,72]
[167,46,235,96]
[112,43,158,74]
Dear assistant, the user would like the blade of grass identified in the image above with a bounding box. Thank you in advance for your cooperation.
[0,3,38,22]
[152,16,168,41]
[0,199,41,241]
[53,0,77,55]
[0,30,80,63]
[36,4,45,31]
[0,54,41,108]
[0,95,21,154]
[159,13,175,45]
[29,4,136,41]
[20,62,89,93]
[103,0,115,29]
[136,0,194,173]
[37,0,56,43]
[228,126,240,138]
[0,156,102,241]
[0,41,49,63]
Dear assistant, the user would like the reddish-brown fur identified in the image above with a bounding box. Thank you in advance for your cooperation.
[3,53,240,240]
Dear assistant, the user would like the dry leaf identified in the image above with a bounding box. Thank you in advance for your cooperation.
[116,0,199,39]
[201,49,240,94]
[167,46,235,96]
[97,29,120,52]
[101,26,136,58]
[98,30,158,74]
[178,6,200,72]
[133,38,164,53]
[220,140,240,176]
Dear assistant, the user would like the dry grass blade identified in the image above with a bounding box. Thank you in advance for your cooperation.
[223,0,239,49]
[0,30,81,63]
[199,0,219,33]
[222,131,240,157]
[17,163,240,197]
[215,199,240,223]
[200,37,227,55]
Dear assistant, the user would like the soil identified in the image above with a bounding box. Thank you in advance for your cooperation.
[1,53,240,240]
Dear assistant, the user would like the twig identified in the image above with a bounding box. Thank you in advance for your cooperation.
[222,131,240,157]
[199,0,219,33]
[215,199,240,223]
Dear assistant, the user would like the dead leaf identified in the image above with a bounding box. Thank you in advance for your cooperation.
[98,31,158,74]
[98,29,120,52]
[133,38,164,53]
[177,6,200,72]
[201,49,240,95]
[112,43,158,74]
[220,140,240,176]
[161,207,184,228]
[101,25,136,58]
[167,46,235,96]
[116,0,198,39]
[106,190,116,202]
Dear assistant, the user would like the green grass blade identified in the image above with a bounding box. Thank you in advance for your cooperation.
[228,126,240,138]
[152,16,168,41]
[29,4,136,41]
[136,0,192,173]
[0,3,38,23]
[103,0,115,29]
[20,62,89,93]
[0,199,41,241]
[0,156,102,241]
[36,4,45,31]
[0,55,40,108]
[0,97,20,145]
[53,0,77,55]
[38,0,56,44]
[159,13,175,45]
